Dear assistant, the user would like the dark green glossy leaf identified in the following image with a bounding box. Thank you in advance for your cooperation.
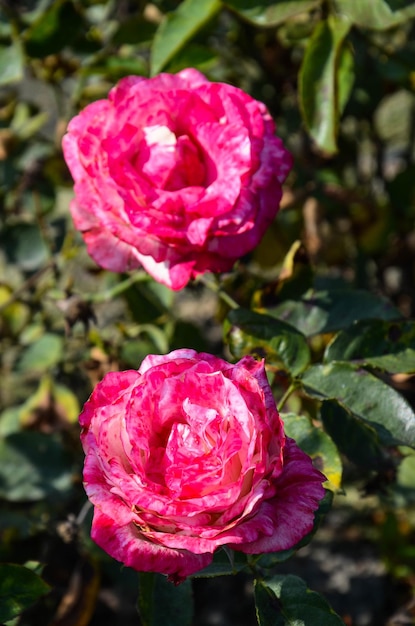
[334,0,415,30]
[301,362,415,447]
[282,412,342,488]
[0,432,74,501]
[320,400,388,470]
[299,15,352,154]
[0,42,24,85]
[269,289,400,336]
[227,308,310,376]
[0,564,50,622]
[138,573,193,626]
[150,0,221,75]
[325,319,415,373]
[24,0,83,57]
[223,0,321,27]
[125,279,174,324]
[255,574,345,626]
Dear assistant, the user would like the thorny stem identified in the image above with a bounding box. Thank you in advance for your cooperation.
[196,275,239,310]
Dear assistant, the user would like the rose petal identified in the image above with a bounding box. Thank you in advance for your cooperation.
[91,509,212,583]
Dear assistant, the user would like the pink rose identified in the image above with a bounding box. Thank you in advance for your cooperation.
[80,349,325,583]
[62,69,292,290]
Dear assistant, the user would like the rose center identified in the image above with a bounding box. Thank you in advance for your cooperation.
[136,124,206,191]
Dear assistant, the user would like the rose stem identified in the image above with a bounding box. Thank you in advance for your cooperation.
[196,275,239,310]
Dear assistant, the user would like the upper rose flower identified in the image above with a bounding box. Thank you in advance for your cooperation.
[80,349,325,583]
[62,69,292,290]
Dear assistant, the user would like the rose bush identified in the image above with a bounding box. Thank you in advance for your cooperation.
[80,349,325,583]
[62,69,292,290]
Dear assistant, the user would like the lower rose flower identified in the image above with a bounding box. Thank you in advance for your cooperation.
[80,349,325,583]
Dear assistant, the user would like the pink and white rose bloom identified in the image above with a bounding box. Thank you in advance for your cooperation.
[62,69,292,290]
[80,349,325,583]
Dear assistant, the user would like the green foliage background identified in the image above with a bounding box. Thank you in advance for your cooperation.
[1,0,415,624]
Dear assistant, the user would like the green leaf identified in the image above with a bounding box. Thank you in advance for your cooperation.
[282,412,342,489]
[0,432,74,501]
[24,0,83,58]
[2,223,50,272]
[18,333,63,374]
[0,564,50,623]
[0,285,30,336]
[268,289,400,336]
[325,319,415,374]
[334,0,415,30]
[226,308,311,376]
[255,240,314,303]
[150,0,221,75]
[301,362,415,447]
[397,447,415,490]
[0,42,24,86]
[138,573,193,626]
[374,90,415,150]
[111,16,158,45]
[255,574,345,626]
[299,15,352,154]
[223,0,322,27]
[320,400,390,470]
[53,382,81,424]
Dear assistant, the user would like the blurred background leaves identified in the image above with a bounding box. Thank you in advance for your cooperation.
[1,0,415,624]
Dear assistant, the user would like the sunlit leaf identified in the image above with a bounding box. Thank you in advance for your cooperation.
[226,308,311,376]
[53,382,81,424]
[223,0,322,27]
[299,15,353,154]
[397,447,415,489]
[0,564,50,623]
[301,362,415,447]
[0,285,30,336]
[255,574,345,626]
[253,241,314,305]
[150,0,221,75]
[374,90,415,149]
[18,333,63,374]
[282,412,343,489]
[334,0,415,30]
[0,42,24,85]
[325,319,415,374]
